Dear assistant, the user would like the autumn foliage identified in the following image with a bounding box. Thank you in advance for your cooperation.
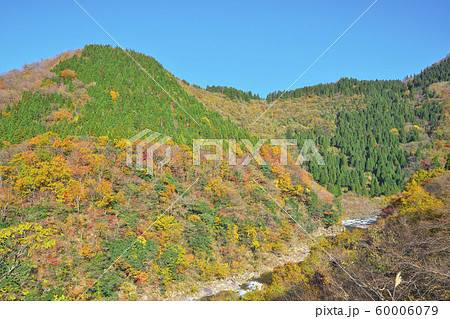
[60,70,77,80]
[0,131,328,300]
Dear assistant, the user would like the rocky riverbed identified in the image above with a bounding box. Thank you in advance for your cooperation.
[341,215,380,229]
[169,224,345,300]
[178,216,379,300]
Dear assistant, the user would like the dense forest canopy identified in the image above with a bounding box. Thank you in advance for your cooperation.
[205,85,261,102]
[409,55,450,92]
[0,45,249,147]
[266,77,411,101]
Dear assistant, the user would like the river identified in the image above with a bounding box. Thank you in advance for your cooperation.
[341,215,380,231]
[196,214,380,300]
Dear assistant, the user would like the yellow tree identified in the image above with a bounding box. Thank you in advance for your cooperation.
[0,223,56,283]
[0,187,16,222]
[110,90,119,102]
[65,180,89,212]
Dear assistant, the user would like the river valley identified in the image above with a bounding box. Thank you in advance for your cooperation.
[181,212,381,300]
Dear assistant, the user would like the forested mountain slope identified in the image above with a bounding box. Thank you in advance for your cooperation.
[0,45,448,301]
[0,45,248,147]
[235,169,450,301]
[182,82,340,138]
[408,54,450,92]
[186,58,450,197]
[0,50,80,110]
[0,45,338,301]
[205,85,261,101]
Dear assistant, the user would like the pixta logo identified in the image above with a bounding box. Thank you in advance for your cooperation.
[192,138,325,166]
[126,129,172,175]
[126,131,325,175]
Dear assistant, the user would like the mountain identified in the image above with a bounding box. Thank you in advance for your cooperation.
[0,45,249,146]
[408,54,450,92]
[0,45,448,301]
[184,64,450,197]
[0,45,338,301]
[227,169,450,301]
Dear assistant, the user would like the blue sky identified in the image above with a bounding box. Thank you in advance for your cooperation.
[1,0,449,96]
